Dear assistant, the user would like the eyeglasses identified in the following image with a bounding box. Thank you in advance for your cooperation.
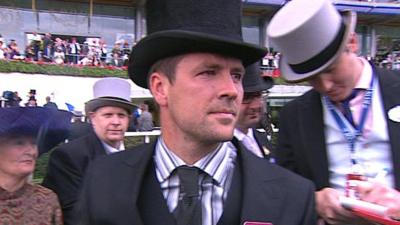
[242,91,268,104]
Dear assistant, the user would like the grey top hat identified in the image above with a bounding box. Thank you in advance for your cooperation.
[243,63,274,93]
[267,0,356,82]
[85,77,136,113]
[128,0,268,89]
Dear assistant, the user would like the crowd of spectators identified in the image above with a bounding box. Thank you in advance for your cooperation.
[1,33,400,73]
[0,33,132,68]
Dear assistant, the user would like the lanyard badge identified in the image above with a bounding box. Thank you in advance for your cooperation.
[324,73,375,198]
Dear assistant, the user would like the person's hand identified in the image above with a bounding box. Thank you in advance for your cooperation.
[316,188,373,224]
[356,181,400,220]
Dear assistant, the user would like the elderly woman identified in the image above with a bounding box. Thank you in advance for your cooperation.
[0,107,71,225]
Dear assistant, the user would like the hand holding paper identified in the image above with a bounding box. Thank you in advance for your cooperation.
[356,181,400,219]
[340,180,400,224]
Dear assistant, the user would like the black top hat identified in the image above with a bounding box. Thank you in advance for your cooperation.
[128,0,267,89]
[243,63,274,93]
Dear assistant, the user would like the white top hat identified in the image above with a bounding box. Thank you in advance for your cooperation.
[85,77,135,113]
[267,0,356,82]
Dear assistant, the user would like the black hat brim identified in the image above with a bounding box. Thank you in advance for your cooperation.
[244,76,274,93]
[128,30,267,89]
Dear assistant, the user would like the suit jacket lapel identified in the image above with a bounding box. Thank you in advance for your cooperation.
[116,143,157,225]
[300,91,331,189]
[376,68,400,188]
[87,131,107,158]
[236,140,283,223]
[138,160,176,225]
[253,129,274,159]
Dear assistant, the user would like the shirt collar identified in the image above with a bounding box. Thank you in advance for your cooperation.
[356,57,373,90]
[154,137,237,186]
[233,128,251,141]
[102,141,125,154]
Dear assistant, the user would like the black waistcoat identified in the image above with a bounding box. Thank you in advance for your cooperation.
[137,160,243,225]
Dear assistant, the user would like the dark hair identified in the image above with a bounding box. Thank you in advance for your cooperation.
[147,54,185,86]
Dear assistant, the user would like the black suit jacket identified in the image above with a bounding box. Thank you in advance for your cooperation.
[75,140,316,225]
[42,131,107,225]
[277,67,400,190]
[253,128,275,160]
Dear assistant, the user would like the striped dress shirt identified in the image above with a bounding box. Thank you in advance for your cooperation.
[154,137,237,225]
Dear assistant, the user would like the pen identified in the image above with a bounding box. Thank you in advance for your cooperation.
[372,168,389,183]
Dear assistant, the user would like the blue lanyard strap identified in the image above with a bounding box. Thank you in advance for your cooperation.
[323,73,375,165]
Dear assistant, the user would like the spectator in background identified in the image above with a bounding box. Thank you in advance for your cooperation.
[137,102,153,131]
[0,39,5,59]
[109,53,123,67]
[25,96,37,107]
[122,40,131,66]
[99,39,107,66]
[68,37,80,65]
[234,62,275,161]
[43,96,58,109]
[111,41,122,59]
[42,33,53,62]
[13,91,22,107]
[42,77,135,225]
[9,40,24,60]
[53,47,65,64]
[25,89,37,107]
[30,32,42,61]
[0,107,71,225]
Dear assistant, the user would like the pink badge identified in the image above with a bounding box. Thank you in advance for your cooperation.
[243,222,273,225]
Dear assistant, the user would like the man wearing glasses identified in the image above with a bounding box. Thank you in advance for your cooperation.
[234,63,275,161]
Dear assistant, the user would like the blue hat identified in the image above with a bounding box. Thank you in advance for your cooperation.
[0,107,72,155]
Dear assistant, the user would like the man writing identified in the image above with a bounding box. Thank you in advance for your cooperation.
[74,0,316,224]
[267,0,400,223]
[43,77,134,225]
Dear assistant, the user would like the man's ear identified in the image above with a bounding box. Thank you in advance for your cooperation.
[347,32,359,54]
[149,72,169,107]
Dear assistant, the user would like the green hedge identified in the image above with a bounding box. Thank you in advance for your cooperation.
[0,60,128,78]
[0,59,305,85]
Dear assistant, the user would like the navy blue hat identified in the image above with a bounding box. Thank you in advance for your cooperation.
[243,63,274,93]
[128,0,268,89]
[0,107,72,155]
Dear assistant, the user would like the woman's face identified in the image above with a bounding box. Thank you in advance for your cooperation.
[0,135,38,179]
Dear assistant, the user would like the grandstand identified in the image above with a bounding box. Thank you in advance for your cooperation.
[0,0,399,109]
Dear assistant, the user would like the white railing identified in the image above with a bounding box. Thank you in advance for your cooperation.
[125,130,161,143]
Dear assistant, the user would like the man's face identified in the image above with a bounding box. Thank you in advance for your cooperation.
[236,91,265,132]
[308,51,360,102]
[89,106,130,147]
[159,53,245,143]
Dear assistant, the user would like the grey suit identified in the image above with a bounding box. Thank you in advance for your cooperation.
[277,67,400,190]
[74,140,317,225]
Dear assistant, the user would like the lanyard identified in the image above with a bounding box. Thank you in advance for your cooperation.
[324,74,374,165]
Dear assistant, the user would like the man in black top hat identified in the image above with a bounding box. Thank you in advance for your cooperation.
[234,63,275,162]
[75,0,316,225]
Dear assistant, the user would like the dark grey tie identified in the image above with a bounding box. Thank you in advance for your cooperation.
[173,166,202,225]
